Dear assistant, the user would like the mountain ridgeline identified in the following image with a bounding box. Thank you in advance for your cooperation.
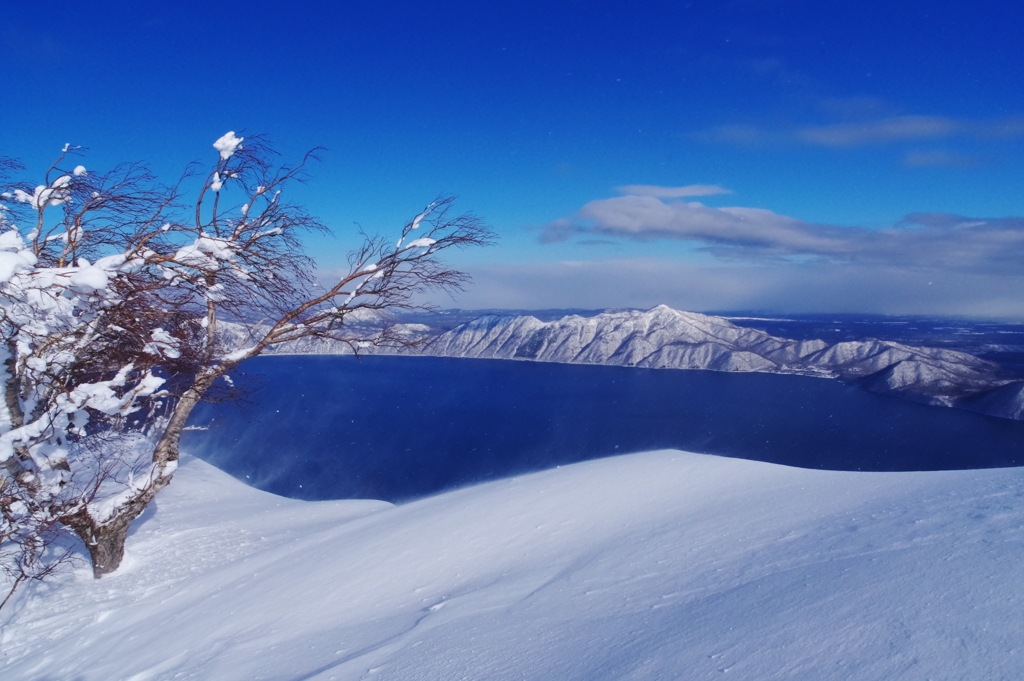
[225,305,1024,421]
[423,305,1024,421]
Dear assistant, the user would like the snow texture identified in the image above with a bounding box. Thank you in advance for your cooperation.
[213,131,244,161]
[403,237,436,250]
[0,219,170,528]
[68,264,110,293]
[3,450,1023,680]
[143,328,182,359]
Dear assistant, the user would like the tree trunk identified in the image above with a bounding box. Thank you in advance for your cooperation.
[63,368,228,577]
[74,518,132,578]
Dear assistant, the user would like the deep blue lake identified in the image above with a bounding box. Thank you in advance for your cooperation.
[182,355,1024,502]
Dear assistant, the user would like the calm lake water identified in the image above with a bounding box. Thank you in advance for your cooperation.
[182,355,1024,502]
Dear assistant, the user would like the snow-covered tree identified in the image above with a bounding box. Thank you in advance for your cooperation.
[0,134,493,587]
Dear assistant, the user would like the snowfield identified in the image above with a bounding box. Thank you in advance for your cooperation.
[3,450,1023,680]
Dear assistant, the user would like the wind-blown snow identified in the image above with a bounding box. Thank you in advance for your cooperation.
[3,450,1023,680]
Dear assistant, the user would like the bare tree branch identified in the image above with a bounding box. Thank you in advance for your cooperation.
[0,132,493,592]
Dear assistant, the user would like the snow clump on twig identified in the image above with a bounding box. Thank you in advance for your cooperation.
[213,132,244,161]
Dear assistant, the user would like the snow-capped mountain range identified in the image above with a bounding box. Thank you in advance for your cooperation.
[224,305,1024,420]
[423,305,1024,420]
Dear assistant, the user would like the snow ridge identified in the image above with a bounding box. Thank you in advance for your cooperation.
[6,452,1024,680]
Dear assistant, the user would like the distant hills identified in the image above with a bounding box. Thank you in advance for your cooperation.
[223,305,1024,421]
[425,305,1024,420]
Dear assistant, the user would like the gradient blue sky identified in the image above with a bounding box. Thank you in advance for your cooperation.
[5,0,1024,316]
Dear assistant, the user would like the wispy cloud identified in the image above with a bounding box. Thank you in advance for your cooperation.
[543,195,849,254]
[442,258,1024,318]
[695,115,1024,148]
[539,194,1024,274]
[903,150,988,168]
[614,184,733,198]
[798,116,959,147]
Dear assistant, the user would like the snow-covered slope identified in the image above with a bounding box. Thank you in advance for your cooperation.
[4,452,1024,680]
[426,305,827,369]
[425,305,1023,415]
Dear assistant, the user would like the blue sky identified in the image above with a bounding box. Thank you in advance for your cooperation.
[4,0,1024,316]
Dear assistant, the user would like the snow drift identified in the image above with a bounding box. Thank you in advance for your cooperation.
[3,450,1023,680]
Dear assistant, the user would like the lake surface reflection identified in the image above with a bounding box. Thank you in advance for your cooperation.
[182,355,1024,502]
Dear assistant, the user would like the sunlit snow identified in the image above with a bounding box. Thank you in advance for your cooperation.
[3,450,1023,680]
[213,131,244,161]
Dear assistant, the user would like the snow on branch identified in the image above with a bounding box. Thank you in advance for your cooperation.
[213,132,244,161]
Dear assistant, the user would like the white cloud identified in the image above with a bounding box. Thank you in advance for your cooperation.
[540,195,1024,275]
[570,196,850,254]
[615,184,733,198]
